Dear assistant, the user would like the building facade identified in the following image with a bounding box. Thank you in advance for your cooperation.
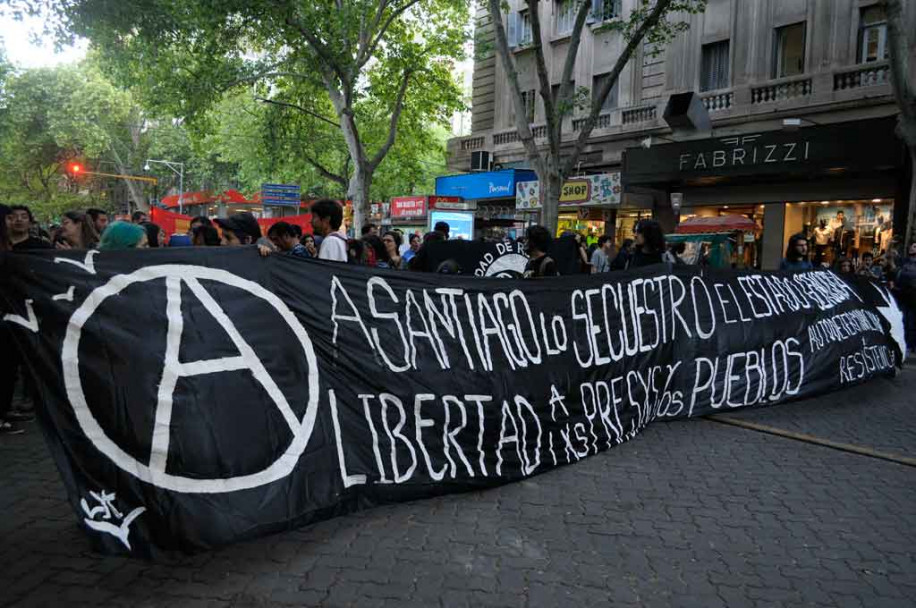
[448,0,915,269]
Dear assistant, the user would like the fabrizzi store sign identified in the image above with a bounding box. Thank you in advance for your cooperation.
[623,117,900,185]
[0,248,907,556]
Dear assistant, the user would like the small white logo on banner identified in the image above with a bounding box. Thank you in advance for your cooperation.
[80,490,146,550]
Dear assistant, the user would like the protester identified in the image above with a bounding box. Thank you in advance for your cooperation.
[347,239,365,265]
[142,222,166,248]
[192,224,221,247]
[131,210,149,224]
[302,234,318,258]
[214,212,274,257]
[434,221,450,240]
[382,231,404,269]
[168,234,192,247]
[856,252,885,282]
[8,205,51,250]
[407,231,446,271]
[57,211,99,249]
[834,257,854,275]
[664,242,687,265]
[311,199,347,262]
[630,220,665,268]
[896,242,916,356]
[523,225,558,278]
[97,221,148,250]
[569,232,591,273]
[610,238,633,271]
[402,233,420,265]
[268,222,309,257]
[780,233,814,271]
[590,235,613,274]
[0,205,30,435]
[361,223,379,238]
[290,224,303,242]
[86,208,109,235]
[189,216,212,232]
[360,235,389,268]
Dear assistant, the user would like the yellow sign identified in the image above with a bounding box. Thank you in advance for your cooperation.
[559,179,591,204]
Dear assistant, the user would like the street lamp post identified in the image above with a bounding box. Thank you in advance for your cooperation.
[144,159,185,215]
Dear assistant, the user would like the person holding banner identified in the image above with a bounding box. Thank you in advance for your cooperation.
[780,233,814,272]
[98,222,148,250]
[311,199,347,262]
[523,226,558,278]
[630,220,665,268]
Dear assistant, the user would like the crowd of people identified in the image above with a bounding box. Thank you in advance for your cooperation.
[2,200,916,435]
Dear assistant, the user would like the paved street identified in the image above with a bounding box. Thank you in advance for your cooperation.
[2,368,915,608]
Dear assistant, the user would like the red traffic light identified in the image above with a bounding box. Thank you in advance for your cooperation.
[69,163,82,174]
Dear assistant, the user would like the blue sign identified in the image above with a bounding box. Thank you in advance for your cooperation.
[435,169,536,201]
[262,183,301,207]
[429,210,475,241]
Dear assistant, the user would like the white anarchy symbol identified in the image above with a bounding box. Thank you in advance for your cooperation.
[62,265,320,494]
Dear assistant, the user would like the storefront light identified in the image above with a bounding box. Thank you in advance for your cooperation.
[820,201,830,205]
[872,198,882,203]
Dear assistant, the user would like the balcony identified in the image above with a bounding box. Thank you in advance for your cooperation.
[447,63,896,170]
[751,75,812,104]
[834,62,891,91]
[621,105,657,125]
[700,90,734,112]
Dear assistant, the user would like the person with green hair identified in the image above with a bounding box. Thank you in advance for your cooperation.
[98,221,148,251]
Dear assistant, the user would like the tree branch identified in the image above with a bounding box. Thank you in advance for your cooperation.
[302,151,348,186]
[562,0,677,176]
[254,97,341,128]
[358,0,423,70]
[369,68,412,170]
[487,0,545,175]
[526,0,557,153]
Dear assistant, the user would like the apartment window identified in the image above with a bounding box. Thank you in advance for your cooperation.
[519,10,533,45]
[591,73,619,112]
[858,5,888,63]
[773,22,806,78]
[508,10,533,47]
[700,40,730,92]
[590,0,621,22]
[522,89,537,124]
[556,0,576,36]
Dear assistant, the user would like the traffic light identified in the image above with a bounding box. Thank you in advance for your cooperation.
[69,163,83,174]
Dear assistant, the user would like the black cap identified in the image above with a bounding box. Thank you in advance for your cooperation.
[215,213,261,241]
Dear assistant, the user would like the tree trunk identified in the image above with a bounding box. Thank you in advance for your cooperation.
[540,169,562,235]
[348,164,371,235]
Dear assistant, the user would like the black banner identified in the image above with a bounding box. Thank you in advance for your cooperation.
[0,248,906,556]
[414,237,581,276]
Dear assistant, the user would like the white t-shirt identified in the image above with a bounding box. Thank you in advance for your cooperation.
[318,232,348,262]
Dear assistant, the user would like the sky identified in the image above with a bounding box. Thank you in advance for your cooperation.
[0,13,88,68]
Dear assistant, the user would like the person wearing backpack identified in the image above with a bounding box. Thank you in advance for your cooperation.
[523,225,558,278]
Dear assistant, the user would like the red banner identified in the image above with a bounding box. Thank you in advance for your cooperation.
[149,208,193,242]
[390,196,427,219]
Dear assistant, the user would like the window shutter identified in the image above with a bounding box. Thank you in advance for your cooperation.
[508,11,518,48]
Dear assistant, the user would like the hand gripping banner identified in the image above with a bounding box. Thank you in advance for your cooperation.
[0,248,906,556]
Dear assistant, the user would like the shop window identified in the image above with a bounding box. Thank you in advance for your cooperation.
[773,22,806,78]
[591,73,619,112]
[858,6,888,63]
[555,0,576,36]
[700,40,730,92]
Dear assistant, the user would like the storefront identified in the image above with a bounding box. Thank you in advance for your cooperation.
[622,116,908,270]
[515,173,624,245]
[435,169,536,239]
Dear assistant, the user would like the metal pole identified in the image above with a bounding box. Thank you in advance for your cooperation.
[179,163,184,216]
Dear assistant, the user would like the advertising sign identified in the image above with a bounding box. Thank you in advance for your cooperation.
[429,210,474,240]
[516,173,622,210]
[435,170,537,201]
[390,196,427,219]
